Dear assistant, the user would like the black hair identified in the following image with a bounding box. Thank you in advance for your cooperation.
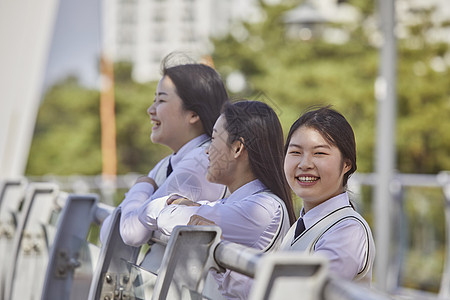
[161,53,229,137]
[223,100,296,225]
[284,106,357,187]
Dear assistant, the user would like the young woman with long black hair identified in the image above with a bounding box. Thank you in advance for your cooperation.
[141,100,296,299]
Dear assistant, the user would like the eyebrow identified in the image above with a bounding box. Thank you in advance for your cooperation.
[288,143,331,149]
[155,91,168,96]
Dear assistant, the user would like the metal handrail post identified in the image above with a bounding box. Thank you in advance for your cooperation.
[438,171,450,298]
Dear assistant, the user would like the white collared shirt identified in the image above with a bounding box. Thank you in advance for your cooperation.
[99,134,225,246]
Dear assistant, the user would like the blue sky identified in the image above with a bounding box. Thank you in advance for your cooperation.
[43,0,102,91]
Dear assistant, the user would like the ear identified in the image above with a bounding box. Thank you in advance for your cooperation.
[188,111,200,125]
[231,139,245,159]
[343,159,352,174]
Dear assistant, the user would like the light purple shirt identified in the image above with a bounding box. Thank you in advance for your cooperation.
[153,180,285,249]
[283,192,375,283]
[145,179,290,300]
[99,134,225,246]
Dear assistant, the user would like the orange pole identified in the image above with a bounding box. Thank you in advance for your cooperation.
[200,55,215,69]
[100,54,117,178]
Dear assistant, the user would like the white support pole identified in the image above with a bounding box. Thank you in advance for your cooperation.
[0,0,60,178]
[374,0,397,292]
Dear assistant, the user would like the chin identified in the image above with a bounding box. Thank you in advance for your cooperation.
[150,134,161,144]
[206,173,220,184]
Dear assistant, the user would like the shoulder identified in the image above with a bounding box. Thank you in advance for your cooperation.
[238,192,282,213]
[148,155,171,176]
[326,216,368,235]
[316,215,371,250]
[153,154,171,168]
[181,146,208,162]
[173,146,209,174]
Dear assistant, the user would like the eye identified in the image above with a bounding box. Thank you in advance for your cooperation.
[154,98,166,104]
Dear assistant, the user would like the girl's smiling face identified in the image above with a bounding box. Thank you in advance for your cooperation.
[284,126,351,212]
[147,75,197,152]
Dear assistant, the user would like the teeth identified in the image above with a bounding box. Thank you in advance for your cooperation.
[298,176,318,182]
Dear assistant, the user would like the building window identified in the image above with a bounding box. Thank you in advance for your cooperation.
[182,7,196,22]
[153,30,165,42]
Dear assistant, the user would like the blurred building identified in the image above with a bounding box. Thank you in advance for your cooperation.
[102,0,261,82]
[102,0,450,83]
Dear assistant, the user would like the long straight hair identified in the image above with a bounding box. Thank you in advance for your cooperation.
[223,100,296,225]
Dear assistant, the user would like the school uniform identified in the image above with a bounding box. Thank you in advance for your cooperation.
[99,134,226,245]
[150,179,291,299]
[280,192,375,285]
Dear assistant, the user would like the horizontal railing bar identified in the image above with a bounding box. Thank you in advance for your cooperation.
[212,239,391,300]
[352,171,450,187]
[323,277,393,300]
[214,240,261,278]
[93,203,114,224]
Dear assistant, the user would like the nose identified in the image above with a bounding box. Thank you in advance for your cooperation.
[147,102,156,116]
[297,154,313,170]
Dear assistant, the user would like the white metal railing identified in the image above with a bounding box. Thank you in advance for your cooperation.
[1,173,449,300]
[146,226,392,300]
[352,171,450,298]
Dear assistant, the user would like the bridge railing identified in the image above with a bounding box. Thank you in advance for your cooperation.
[0,178,28,300]
[4,182,61,300]
[351,172,450,298]
[1,173,449,300]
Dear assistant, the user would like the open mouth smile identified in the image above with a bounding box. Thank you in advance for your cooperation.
[296,176,319,183]
[151,119,161,128]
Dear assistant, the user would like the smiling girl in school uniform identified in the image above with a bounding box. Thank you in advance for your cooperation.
[281,106,376,285]
[100,53,229,252]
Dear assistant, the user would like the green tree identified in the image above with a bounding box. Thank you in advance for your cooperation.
[26,65,169,176]
[396,7,450,173]
[211,0,450,175]
[212,0,378,173]
[26,76,102,175]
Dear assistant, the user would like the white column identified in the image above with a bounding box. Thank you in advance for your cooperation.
[374,0,397,292]
[0,0,60,178]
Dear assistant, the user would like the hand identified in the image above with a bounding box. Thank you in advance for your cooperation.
[188,215,217,226]
[135,176,158,191]
[167,196,201,206]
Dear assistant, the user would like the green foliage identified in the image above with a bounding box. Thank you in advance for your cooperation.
[397,40,450,173]
[26,76,102,175]
[211,0,450,175]
[26,68,169,176]
[212,0,379,173]
[27,1,450,178]
[401,187,447,292]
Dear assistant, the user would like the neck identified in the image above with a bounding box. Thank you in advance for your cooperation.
[227,169,257,194]
[170,131,204,153]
